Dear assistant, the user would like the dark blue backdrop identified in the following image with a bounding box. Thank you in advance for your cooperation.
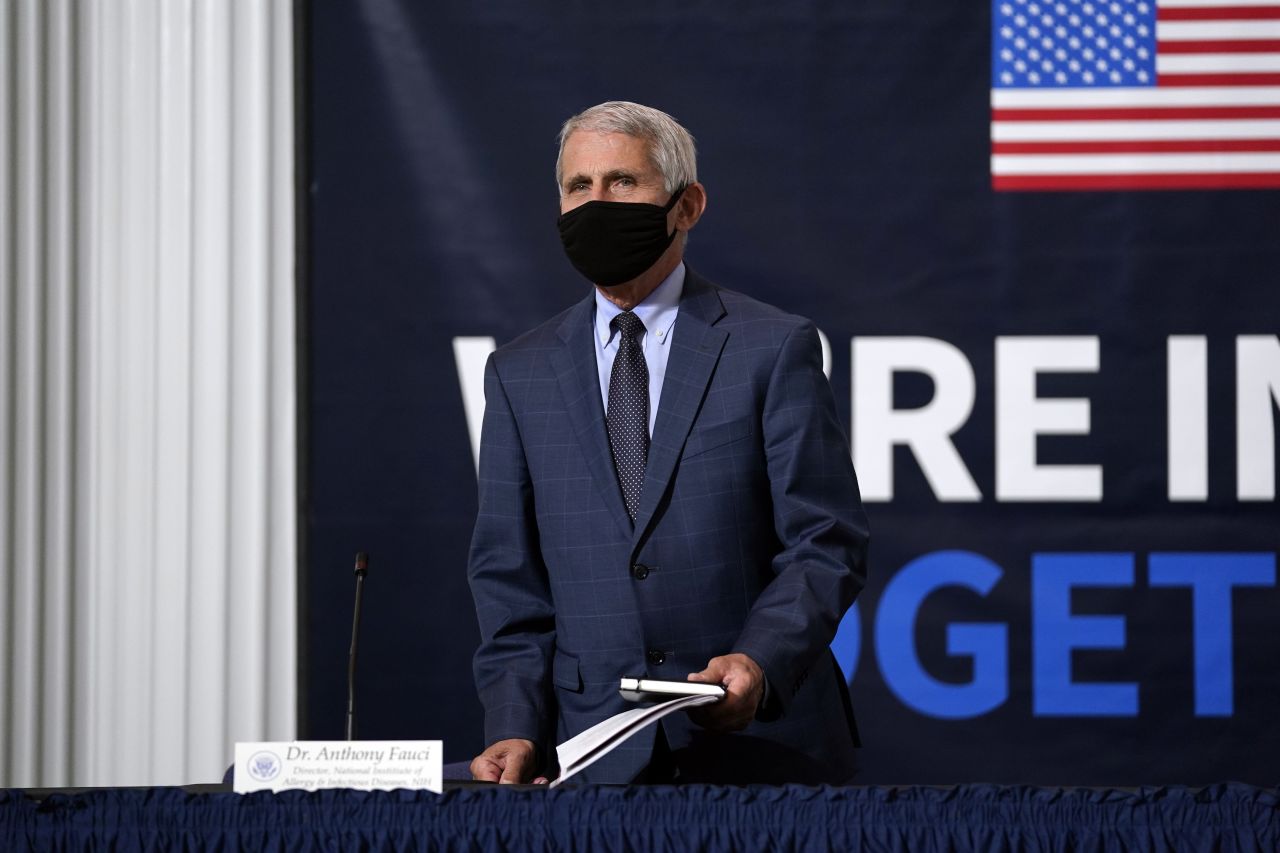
[304,1,1280,784]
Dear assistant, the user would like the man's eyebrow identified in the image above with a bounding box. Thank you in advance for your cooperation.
[561,168,642,188]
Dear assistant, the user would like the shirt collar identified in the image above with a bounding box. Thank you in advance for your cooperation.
[594,262,685,349]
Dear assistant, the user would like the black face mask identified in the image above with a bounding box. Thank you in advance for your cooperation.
[556,187,686,287]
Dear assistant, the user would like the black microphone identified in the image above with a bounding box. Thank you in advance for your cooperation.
[347,552,369,741]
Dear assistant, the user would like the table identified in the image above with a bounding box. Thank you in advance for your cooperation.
[4,782,1278,851]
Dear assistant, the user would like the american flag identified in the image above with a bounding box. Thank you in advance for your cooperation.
[991,0,1280,190]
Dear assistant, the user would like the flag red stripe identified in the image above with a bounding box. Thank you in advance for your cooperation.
[1158,72,1280,85]
[992,139,1280,153]
[993,105,1280,120]
[993,172,1280,189]
[1157,6,1280,20]
[1157,38,1280,53]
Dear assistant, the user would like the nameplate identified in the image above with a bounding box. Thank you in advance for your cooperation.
[233,740,442,793]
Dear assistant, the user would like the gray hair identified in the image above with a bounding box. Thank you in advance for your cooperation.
[555,101,697,195]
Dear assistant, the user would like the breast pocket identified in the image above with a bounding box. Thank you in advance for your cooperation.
[682,418,753,460]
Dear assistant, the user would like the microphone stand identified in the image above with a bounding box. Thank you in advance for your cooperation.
[347,552,369,741]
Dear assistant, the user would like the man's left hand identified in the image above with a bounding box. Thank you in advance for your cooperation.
[686,653,765,732]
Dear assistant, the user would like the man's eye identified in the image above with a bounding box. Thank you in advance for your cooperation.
[615,177,635,187]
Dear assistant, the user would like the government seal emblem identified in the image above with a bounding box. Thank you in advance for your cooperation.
[246,750,282,782]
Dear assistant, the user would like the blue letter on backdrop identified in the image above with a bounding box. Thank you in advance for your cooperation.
[1033,553,1138,716]
[830,603,861,682]
[875,551,1007,718]
[1148,552,1276,716]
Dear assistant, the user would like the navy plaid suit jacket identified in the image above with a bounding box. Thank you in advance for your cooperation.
[467,269,869,784]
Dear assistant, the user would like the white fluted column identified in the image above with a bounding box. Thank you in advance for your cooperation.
[1,0,296,787]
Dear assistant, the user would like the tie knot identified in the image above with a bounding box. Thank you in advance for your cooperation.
[611,311,645,341]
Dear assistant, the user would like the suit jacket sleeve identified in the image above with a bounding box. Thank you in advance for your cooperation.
[467,352,556,750]
[731,320,869,711]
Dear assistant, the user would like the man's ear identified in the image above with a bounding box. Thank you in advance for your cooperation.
[674,182,707,232]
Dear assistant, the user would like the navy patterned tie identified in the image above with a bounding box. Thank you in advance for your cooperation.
[607,311,649,521]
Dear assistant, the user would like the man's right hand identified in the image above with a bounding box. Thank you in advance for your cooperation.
[469,738,547,784]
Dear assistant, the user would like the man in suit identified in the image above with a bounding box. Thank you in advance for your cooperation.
[467,101,869,785]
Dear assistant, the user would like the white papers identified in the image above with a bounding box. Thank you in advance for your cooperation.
[550,693,720,787]
[618,677,727,702]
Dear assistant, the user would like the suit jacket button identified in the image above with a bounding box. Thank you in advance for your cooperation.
[631,564,650,580]
[646,649,666,665]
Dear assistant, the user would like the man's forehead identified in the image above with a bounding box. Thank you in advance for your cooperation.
[561,130,655,174]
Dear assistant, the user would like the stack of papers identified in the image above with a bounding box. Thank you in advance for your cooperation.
[551,692,721,787]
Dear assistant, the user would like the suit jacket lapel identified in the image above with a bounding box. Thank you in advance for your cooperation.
[552,295,635,539]
[632,271,728,541]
